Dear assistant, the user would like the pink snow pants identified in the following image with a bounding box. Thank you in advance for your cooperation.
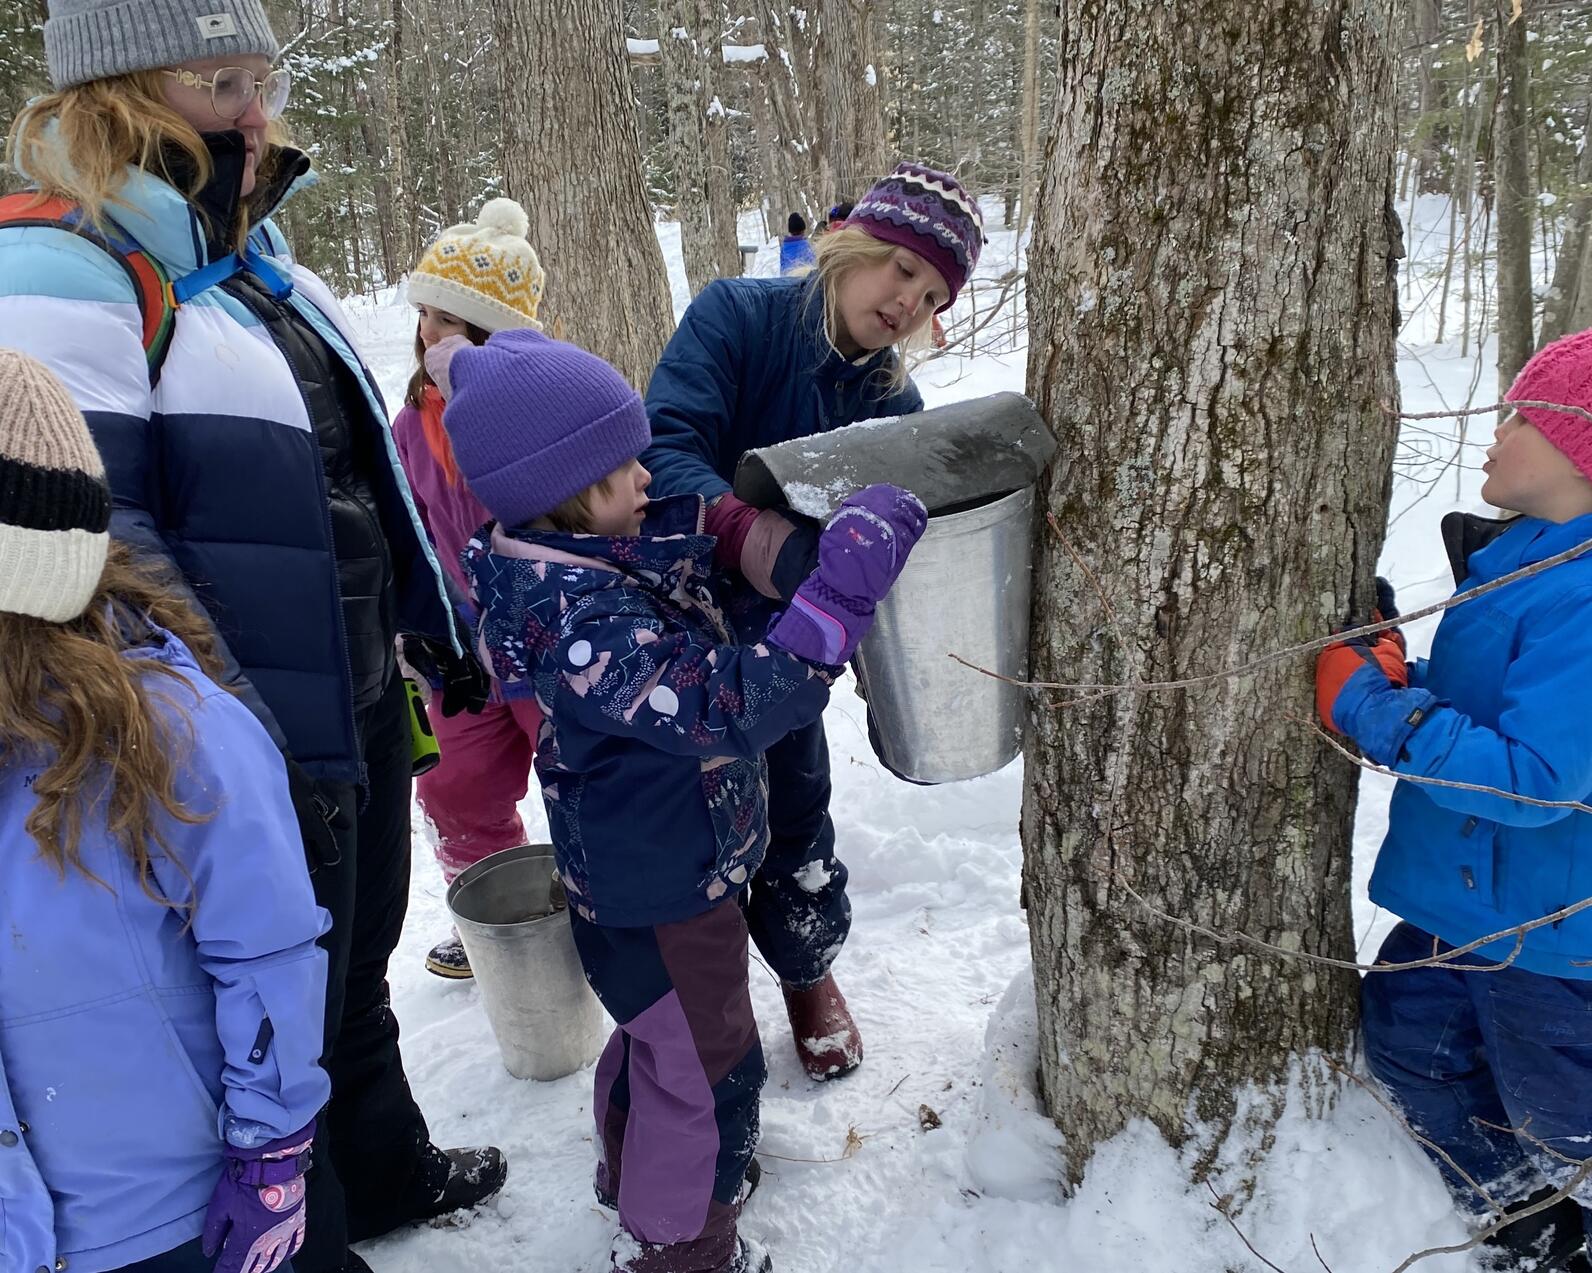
[417,696,544,883]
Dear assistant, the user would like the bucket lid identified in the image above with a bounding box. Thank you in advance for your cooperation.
[732,391,1056,519]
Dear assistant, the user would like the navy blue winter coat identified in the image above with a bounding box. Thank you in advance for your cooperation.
[642,275,924,502]
[463,496,836,926]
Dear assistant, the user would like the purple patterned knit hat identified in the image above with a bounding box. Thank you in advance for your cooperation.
[443,328,651,529]
[846,163,984,311]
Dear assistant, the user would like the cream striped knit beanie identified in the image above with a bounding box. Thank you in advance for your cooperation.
[0,350,110,622]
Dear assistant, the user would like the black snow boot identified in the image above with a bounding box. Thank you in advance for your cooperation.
[1483,1190,1591,1271]
[402,1144,507,1224]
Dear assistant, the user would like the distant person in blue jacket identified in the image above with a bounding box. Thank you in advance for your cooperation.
[1316,328,1592,1271]
[0,352,328,1273]
[426,328,926,1273]
[642,162,983,1080]
[778,212,815,275]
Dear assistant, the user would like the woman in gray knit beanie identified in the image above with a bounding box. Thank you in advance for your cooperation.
[0,6,508,1272]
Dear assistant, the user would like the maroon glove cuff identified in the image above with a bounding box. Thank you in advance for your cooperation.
[704,494,762,574]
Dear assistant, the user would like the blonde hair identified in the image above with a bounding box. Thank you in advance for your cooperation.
[0,543,225,908]
[809,225,932,396]
[7,70,289,246]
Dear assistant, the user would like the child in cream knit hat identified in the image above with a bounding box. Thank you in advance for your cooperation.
[392,197,550,979]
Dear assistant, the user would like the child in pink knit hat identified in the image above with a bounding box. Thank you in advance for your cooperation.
[1314,326,1592,1268]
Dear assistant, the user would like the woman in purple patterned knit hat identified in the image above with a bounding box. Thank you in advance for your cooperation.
[639,161,982,1089]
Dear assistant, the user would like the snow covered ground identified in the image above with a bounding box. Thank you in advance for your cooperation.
[338,193,1510,1272]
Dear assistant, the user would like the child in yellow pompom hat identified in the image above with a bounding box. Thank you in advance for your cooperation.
[392,197,549,979]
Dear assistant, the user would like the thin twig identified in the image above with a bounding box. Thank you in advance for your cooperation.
[1389,1159,1592,1273]
[1388,398,1592,427]
[1310,1234,1335,1273]
[1309,722,1592,815]
[1204,1180,1288,1273]
[1110,867,1592,975]
[950,534,1592,697]
[1322,1057,1504,1215]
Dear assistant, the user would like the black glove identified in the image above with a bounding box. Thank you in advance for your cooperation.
[400,632,490,717]
[284,756,344,872]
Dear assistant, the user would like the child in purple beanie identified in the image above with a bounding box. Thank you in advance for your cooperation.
[428,328,927,1273]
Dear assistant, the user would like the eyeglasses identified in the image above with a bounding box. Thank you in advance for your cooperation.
[163,66,292,121]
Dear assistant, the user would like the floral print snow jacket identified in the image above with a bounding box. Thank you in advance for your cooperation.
[463,494,835,926]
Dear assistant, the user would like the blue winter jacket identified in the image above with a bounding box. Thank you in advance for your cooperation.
[463,496,836,926]
[1370,512,1592,977]
[642,275,924,503]
[0,630,330,1273]
[0,143,456,782]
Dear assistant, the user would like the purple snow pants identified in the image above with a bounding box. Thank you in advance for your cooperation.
[570,901,764,1273]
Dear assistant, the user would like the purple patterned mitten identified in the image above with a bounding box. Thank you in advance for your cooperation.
[201,1120,314,1273]
[767,484,927,665]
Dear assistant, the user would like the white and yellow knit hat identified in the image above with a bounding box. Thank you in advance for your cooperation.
[408,198,546,334]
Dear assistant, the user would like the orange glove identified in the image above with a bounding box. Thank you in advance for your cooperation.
[1315,628,1408,734]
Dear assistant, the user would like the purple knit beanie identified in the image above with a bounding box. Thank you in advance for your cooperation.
[442,328,652,528]
[846,163,984,311]
[1507,327,1592,481]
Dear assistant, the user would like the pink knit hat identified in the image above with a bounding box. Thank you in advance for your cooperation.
[1507,327,1592,479]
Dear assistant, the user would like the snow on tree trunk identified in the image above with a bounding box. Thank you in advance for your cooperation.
[1022,0,1402,1187]
[812,0,889,197]
[1494,0,1535,389]
[491,0,674,388]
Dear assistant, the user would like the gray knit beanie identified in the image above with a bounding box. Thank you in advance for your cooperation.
[45,0,280,92]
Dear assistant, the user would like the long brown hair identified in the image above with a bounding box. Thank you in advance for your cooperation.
[0,544,226,904]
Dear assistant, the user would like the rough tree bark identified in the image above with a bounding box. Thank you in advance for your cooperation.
[755,0,822,216]
[811,0,890,197]
[1494,0,1535,389]
[492,0,674,388]
[1022,0,1402,1187]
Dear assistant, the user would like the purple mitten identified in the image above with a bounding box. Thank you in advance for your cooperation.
[767,484,928,665]
[202,1120,314,1273]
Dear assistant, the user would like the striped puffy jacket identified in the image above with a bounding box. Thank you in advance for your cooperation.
[0,139,454,781]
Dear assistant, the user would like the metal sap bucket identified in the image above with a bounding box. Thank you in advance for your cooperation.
[853,486,1034,783]
[446,844,607,1081]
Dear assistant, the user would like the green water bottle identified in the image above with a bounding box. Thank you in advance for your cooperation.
[405,677,441,776]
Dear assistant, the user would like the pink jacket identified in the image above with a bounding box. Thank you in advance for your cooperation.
[392,401,490,597]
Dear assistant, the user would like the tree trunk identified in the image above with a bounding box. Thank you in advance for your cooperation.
[812,0,890,196]
[1017,0,1043,235]
[1023,0,1401,1187]
[384,0,416,273]
[1494,0,1534,390]
[492,0,674,388]
[694,0,744,279]
[1538,96,1592,349]
[756,0,822,215]
[660,0,721,296]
